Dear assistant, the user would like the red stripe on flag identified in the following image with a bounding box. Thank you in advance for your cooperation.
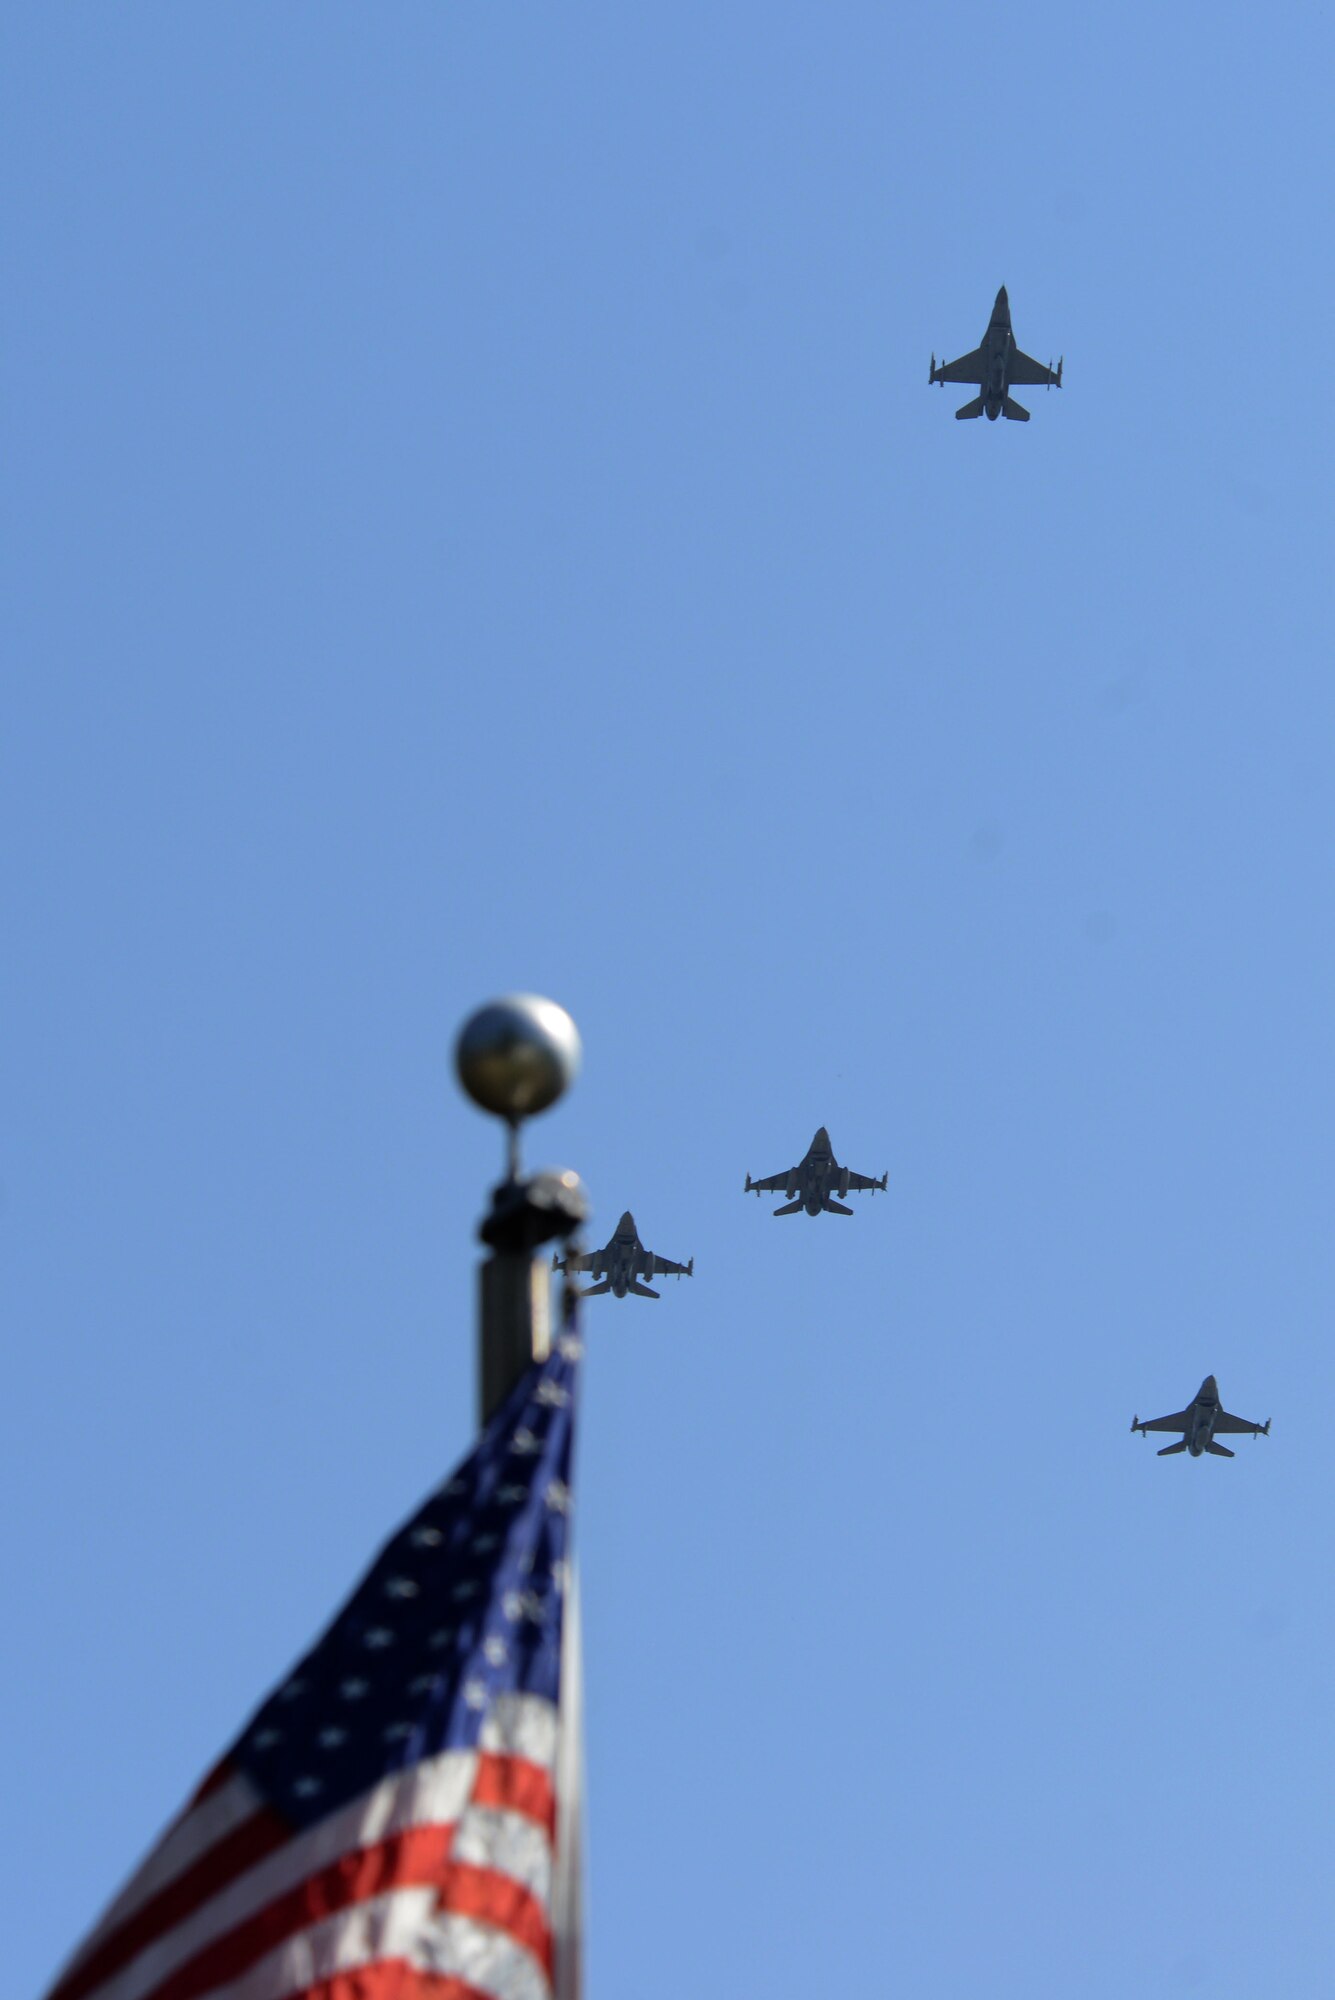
[141,1826,454,2000]
[191,1760,236,1806]
[49,1810,292,2000]
[272,1970,507,2000]
[471,1754,556,1837]
[141,1825,458,2000]
[437,1860,553,1974]
[139,1829,554,2000]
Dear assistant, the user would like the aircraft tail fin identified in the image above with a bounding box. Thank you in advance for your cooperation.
[955,396,985,421]
[822,1198,854,1215]
[1003,396,1030,422]
[1157,1439,1189,1456]
[1204,1440,1235,1457]
[772,1198,804,1216]
[581,1280,611,1297]
[628,1280,660,1299]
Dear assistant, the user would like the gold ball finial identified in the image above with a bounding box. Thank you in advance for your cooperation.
[455,994,582,1126]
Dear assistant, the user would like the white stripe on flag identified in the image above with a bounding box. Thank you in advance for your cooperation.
[83,1697,560,2000]
[86,1748,481,2000]
[481,1693,558,1771]
[423,1911,555,2000]
[66,1777,262,1972]
[451,1808,553,1902]
[193,1888,437,2000]
[191,1893,553,2000]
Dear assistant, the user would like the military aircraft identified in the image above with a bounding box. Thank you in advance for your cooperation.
[1131,1376,1270,1457]
[554,1210,693,1299]
[930,285,1062,421]
[745,1126,887,1217]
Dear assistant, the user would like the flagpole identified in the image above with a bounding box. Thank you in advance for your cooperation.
[455,995,589,1998]
[454,992,588,1425]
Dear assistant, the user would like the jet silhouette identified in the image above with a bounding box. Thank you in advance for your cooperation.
[1132,1376,1270,1457]
[930,285,1062,421]
[745,1126,887,1217]
[555,1211,693,1298]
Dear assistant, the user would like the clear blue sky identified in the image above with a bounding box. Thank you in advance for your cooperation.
[5,6,1335,1994]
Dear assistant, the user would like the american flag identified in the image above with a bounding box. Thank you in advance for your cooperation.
[43,1332,584,2000]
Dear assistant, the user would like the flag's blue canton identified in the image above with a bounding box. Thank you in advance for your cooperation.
[231,1335,580,1831]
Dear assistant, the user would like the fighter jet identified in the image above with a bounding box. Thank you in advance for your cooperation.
[930,285,1062,421]
[1131,1376,1270,1457]
[554,1211,693,1299]
[744,1126,887,1217]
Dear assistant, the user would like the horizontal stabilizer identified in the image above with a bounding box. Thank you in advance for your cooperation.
[629,1280,660,1298]
[822,1198,854,1215]
[581,1280,612,1297]
[1204,1440,1235,1457]
[772,1198,804,1216]
[1157,1439,1189,1456]
[1003,397,1030,422]
[955,396,985,421]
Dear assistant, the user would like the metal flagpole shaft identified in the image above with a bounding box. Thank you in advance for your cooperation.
[478,1247,553,1422]
[455,994,588,1997]
[454,994,588,1426]
[553,1556,586,2000]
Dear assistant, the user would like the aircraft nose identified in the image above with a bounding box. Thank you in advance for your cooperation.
[1202,1374,1218,1396]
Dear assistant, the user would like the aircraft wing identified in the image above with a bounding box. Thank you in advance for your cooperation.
[746,1170,795,1194]
[843,1169,887,1193]
[651,1253,692,1278]
[1008,348,1061,388]
[1214,1408,1269,1435]
[931,346,985,385]
[1134,1410,1190,1433]
[560,1248,605,1278]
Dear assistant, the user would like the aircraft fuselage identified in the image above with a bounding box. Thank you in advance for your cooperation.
[801,1142,837,1211]
[1187,1393,1218,1456]
[982,291,1014,420]
[605,1233,646,1295]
